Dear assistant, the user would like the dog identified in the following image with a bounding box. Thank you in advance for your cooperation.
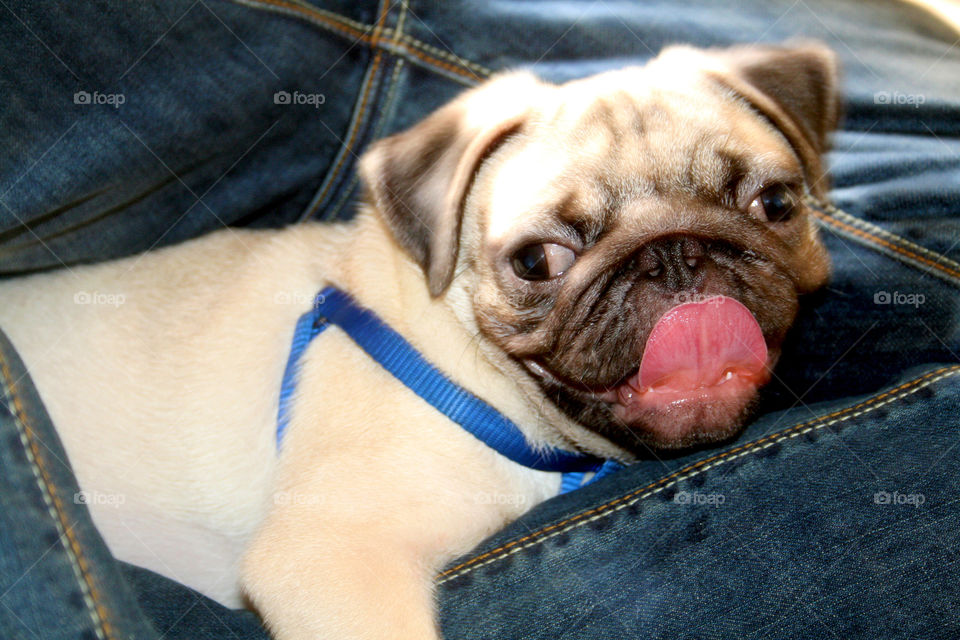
[0,43,837,639]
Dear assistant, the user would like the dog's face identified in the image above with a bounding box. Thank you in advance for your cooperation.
[361,44,838,454]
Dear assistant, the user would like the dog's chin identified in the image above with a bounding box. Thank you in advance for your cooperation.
[524,354,776,452]
[604,369,766,449]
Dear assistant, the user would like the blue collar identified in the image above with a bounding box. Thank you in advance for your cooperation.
[276,286,621,493]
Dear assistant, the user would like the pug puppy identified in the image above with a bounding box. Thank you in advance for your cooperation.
[0,43,837,639]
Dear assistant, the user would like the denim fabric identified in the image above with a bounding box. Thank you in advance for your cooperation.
[437,364,960,639]
[0,329,269,639]
[0,329,160,639]
[1,0,960,638]
[0,0,370,272]
[3,0,958,271]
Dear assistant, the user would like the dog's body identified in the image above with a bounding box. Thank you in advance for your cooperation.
[0,214,575,627]
[0,44,838,639]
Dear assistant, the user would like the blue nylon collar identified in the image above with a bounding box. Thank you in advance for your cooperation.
[276,286,621,492]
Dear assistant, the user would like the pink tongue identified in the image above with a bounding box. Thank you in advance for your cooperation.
[638,296,768,391]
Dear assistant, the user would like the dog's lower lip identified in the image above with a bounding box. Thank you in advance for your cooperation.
[521,349,773,445]
[521,358,623,399]
[523,358,551,379]
[614,366,766,409]
[524,351,775,447]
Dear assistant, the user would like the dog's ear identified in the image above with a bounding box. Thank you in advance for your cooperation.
[359,73,543,297]
[707,43,841,197]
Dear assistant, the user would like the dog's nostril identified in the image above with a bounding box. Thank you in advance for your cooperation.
[681,238,705,263]
[632,235,708,291]
[633,235,706,284]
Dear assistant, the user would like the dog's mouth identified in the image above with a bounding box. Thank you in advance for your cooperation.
[525,296,775,449]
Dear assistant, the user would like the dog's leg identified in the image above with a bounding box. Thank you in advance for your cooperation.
[241,332,552,639]
[242,475,444,640]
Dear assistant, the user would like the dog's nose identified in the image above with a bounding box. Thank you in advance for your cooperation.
[634,235,706,291]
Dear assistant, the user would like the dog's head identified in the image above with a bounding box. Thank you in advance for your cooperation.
[360,44,838,454]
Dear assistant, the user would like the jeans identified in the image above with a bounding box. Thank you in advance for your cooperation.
[2,0,959,638]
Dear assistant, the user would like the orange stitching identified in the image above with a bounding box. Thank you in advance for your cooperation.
[437,365,960,578]
[392,40,484,82]
[812,209,960,280]
[812,199,960,271]
[324,58,407,219]
[0,352,115,639]
[373,0,389,40]
[245,0,481,82]
[252,0,369,40]
[394,32,492,78]
[305,3,388,218]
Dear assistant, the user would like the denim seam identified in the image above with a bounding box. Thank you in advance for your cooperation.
[323,56,407,220]
[395,0,409,39]
[436,364,960,584]
[301,50,385,220]
[0,352,114,639]
[808,197,960,287]
[224,0,488,84]
[298,0,392,221]
[250,0,373,35]
[392,31,492,79]
[302,0,410,221]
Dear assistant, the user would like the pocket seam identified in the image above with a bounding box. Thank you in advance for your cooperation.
[808,197,960,287]
[298,0,403,220]
[300,49,386,220]
[0,348,115,639]
[313,56,408,221]
[225,0,490,84]
[436,364,960,585]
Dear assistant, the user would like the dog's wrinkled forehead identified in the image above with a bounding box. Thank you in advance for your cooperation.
[360,43,838,297]
[484,69,802,242]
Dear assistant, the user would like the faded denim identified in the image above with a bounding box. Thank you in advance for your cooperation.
[1,0,959,638]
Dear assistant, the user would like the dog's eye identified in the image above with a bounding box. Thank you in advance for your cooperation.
[511,243,576,280]
[751,184,798,222]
